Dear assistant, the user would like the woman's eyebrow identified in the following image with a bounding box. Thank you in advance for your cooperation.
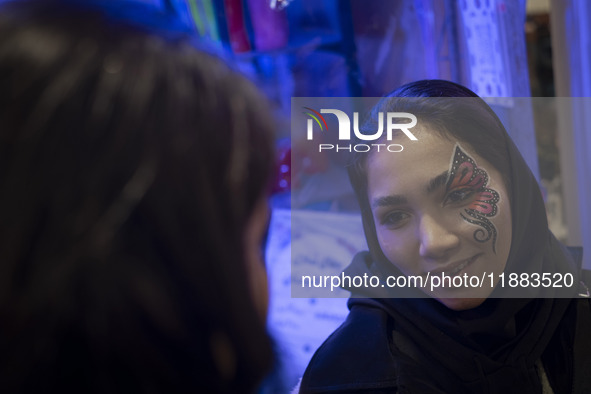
[371,171,450,208]
[371,195,408,208]
[426,170,450,194]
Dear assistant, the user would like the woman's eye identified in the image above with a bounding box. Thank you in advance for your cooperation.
[444,188,475,205]
[381,211,410,228]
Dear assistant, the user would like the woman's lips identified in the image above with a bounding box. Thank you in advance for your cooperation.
[427,254,482,277]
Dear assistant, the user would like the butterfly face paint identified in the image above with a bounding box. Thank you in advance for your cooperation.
[446,145,500,253]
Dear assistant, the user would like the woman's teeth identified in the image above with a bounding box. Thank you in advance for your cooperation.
[447,257,474,276]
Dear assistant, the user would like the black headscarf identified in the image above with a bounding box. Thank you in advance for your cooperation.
[344,80,580,392]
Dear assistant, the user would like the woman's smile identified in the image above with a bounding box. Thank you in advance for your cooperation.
[424,253,482,277]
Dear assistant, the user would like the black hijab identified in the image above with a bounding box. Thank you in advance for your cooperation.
[344,80,580,392]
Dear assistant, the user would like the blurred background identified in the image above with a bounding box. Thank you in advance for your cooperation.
[3,0,591,392]
[114,0,590,266]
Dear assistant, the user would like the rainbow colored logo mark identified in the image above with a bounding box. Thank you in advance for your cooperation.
[303,107,328,139]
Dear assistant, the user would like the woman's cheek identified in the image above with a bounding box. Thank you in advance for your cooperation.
[377,230,415,274]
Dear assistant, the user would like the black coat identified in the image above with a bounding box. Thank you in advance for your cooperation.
[298,246,591,394]
[299,294,591,393]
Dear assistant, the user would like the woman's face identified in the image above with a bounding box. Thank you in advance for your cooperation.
[367,129,512,310]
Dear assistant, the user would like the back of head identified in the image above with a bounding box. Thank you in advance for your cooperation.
[0,1,275,392]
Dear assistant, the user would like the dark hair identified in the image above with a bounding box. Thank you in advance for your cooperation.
[0,2,274,393]
[347,79,512,265]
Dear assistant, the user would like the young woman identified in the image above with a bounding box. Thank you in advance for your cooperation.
[0,1,275,393]
[298,80,591,393]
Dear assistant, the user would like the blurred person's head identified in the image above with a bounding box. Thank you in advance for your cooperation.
[0,1,275,392]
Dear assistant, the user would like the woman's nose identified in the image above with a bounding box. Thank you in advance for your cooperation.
[418,214,460,259]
